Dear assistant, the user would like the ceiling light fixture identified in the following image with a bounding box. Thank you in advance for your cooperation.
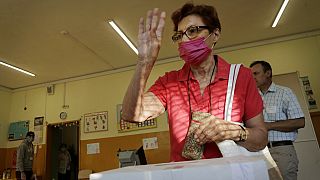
[272,0,290,28]
[108,20,138,55]
[0,61,36,76]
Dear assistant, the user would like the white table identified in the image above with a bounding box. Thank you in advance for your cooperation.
[90,155,268,180]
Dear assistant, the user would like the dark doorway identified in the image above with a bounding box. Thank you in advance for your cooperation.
[46,121,79,180]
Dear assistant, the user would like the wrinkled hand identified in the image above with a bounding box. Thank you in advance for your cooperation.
[138,8,166,64]
[193,115,241,144]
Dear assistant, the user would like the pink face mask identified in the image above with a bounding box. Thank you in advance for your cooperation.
[178,37,212,65]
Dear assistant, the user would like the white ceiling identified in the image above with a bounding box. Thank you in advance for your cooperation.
[1,0,319,90]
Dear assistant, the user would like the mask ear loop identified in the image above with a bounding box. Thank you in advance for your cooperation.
[203,33,217,49]
[211,42,215,49]
[203,33,213,42]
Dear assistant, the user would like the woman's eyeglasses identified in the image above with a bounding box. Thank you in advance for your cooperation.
[172,25,210,43]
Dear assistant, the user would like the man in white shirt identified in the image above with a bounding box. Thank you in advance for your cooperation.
[250,61,305,180]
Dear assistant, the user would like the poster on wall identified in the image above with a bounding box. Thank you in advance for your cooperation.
[84,111,108,133]
[34,116,44,144]
[300,76,318,109]
[87,143,100,154]
[142,137,158,150]
[117,104,157,132]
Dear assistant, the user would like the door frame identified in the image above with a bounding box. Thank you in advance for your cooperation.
[45,120,80,180]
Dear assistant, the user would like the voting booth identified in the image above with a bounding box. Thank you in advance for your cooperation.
[90,156,268,180]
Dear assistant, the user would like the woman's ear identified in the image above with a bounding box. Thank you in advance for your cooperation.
[212,28,220,43]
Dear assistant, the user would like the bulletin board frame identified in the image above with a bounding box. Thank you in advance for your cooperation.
[116,104,157,132]
[83,111,108,133]
[8,120,29,141]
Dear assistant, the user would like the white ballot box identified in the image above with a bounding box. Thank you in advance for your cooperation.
[90,156,268,180]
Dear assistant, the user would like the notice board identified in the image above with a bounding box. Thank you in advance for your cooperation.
[8,121,29,141]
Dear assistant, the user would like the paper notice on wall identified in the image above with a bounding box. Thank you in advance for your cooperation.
[142,137,158,150]
[87,143,100,154]
[34,117,44,144]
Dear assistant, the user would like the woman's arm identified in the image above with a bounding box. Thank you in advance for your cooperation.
[237,113,268,151]
[121,9,166,122]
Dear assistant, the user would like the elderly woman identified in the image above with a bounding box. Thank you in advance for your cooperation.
[122,3,267,162]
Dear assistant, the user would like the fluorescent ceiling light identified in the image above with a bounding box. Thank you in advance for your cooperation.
[272,0,290,28]
[108,20,138,55]
[0,61,36,76]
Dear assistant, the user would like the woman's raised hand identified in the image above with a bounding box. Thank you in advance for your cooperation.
[138,8,166,64]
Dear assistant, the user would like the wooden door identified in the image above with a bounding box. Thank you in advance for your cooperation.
[45,125,53,180]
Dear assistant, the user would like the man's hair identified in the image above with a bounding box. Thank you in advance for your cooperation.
[26,131,35,137]
[171,3,221,33]
[250,60,273,77]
